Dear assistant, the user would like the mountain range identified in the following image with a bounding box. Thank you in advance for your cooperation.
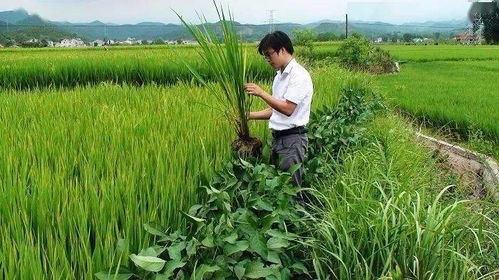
[0,8,469,43]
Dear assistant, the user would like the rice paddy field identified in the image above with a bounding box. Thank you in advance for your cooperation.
[0,45,274,90]
[376,60,499,137]
[0,46,345,278]
[372,46,499,160]
[0,44,498,279]
[310,42,499,62]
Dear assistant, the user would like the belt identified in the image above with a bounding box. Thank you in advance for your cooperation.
[271,126,308,138]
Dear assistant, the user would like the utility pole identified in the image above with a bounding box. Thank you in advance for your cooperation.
[345,13,348,38]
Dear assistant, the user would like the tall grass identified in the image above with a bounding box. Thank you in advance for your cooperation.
[309,114,499,279]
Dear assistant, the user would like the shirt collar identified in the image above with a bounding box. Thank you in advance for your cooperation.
[277,58,296,75]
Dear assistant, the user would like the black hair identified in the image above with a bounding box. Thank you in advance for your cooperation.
[258,31,294,55]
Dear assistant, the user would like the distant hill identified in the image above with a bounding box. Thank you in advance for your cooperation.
[0,26,79,45]
[0,8,469,43]
[16,14,48,26]
[0,11,79,45]
[136,22,166,26]
[0,9,29,24]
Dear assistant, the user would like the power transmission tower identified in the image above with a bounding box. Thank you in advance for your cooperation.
[267,10,276,33]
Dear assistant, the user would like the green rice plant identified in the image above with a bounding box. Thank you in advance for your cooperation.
[0,82,270,279]
[292,43,499,63]
[375,60,499,143]
[0,45,274,91]
[0,63,352,279]
[175,2,262,157]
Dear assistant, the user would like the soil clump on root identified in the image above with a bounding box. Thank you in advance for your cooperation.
[231,137,263,158]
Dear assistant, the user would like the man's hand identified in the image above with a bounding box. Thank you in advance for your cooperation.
[245,83,297,117]
[244,83,265,97]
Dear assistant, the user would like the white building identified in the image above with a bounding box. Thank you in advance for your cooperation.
[55,38,85,48]
[92,39,105,47]
[373,37,383,44]
[119,37,137,45]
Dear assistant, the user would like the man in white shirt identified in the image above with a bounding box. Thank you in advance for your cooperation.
[245,31,314,186]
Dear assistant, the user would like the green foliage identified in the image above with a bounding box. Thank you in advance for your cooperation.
[336,34,395,73]
[119,158,310,279]
[336,34,370,68]
[306,80,384,183]
[153,38,165,45]
[308,114,499,279]
[316,32,341,42]
[469,1,499,44]
[292,29,317,58]
[115,82,383,279]
[0,25,79,46]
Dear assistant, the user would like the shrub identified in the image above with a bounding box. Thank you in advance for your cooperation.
[336,34,396,74]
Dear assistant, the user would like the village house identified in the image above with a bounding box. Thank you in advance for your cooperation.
[91,39,105,47]
[118,37,137,45]
[373,37,383,44]
[0,44,4,48]
[454,34,479,44]
[26,38,39,44]
[55,38,85,48]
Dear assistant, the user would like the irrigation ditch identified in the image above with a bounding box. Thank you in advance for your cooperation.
[416,132,499,200]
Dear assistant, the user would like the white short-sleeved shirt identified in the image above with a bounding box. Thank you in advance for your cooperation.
[269,58,313,131]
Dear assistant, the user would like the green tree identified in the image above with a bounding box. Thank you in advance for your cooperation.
[469,0,499,44]
[434,32,441,41]
[292,29,316,57]
[403,33,414,42]
[316,32,339,42]
[152,38,164,45]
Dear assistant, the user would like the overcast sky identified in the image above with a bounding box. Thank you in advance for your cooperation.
[0,0,472,25]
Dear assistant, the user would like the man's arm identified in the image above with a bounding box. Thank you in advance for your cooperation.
[248,107,272,120]
[244,83,297,117]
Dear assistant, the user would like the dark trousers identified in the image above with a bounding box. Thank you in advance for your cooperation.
[270,133,308,186]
